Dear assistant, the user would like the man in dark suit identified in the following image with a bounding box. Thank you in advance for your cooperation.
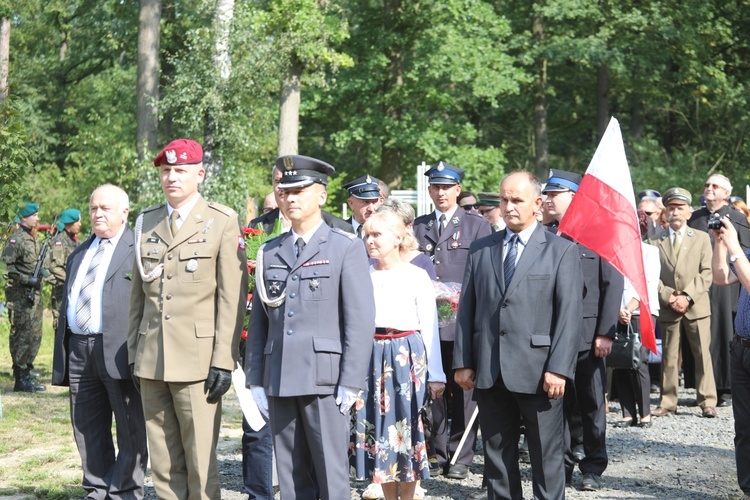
[412,161,492,479]
[248,165,354,235]
[543,169,623,491]
[52,184,148,499]
[343,174,383,238]
[245,155,375,500]
[413,161,492,479]
[454,171,583,500]
[688,174,750,407]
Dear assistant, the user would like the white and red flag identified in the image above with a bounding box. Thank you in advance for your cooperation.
[558,117,656,352]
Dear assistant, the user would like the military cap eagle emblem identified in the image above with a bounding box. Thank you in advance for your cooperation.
[283,156,295,170]
[166,150,177,164]
[437,162,445,172]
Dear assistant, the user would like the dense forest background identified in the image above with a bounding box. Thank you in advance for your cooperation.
[1,0,748,227]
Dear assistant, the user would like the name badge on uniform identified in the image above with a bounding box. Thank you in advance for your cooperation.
[186,259,199,272]
[147,237,160,243]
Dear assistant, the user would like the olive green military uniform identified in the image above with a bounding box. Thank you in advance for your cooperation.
[1,227,43,374]
[45,231,79,332]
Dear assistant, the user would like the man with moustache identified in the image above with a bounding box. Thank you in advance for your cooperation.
[413,161,491,479]
[688,174,750,407]
[129,138,248,499]
[477,192,505,232]
[542,169,622,491]
[246,155,375,499]
[52,185,148,499]
[454,171,582,500]
[343,174,383,238]
[652,187,718,418]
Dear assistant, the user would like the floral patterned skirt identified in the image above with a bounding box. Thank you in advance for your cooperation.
[350,332,429,483]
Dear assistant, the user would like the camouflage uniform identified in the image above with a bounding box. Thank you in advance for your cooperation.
[45,230,79,332]
[1,227,43,375]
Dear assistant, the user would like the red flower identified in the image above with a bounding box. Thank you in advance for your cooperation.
[242,226,264,236]
[241,330,248,340]
[247,260,257,274]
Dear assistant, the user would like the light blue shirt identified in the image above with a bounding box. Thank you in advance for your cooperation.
[504,222,537,265]
[67,225,126,335]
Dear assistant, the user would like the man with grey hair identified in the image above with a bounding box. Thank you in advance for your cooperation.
[52,184,148,498]
[689,174,750,407]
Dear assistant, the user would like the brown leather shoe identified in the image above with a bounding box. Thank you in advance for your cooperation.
[702,406,719,418]
[652,407,674,417]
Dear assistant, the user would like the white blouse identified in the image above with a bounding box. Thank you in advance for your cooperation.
[370,264,446,383]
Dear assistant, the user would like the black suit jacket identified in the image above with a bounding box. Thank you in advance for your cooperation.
[248,208,354,235]
[51,227,135,385]
[453,223,583,394]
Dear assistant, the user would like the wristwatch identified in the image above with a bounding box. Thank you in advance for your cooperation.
[730,253,745,263]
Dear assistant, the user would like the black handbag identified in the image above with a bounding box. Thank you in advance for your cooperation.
[607,322,642,370]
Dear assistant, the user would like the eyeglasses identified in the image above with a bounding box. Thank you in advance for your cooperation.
[479,207,499,215]
[705,183,728,190]
[460,204,479,210]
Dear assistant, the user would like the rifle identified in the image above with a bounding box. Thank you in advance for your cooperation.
[27,214,59,303]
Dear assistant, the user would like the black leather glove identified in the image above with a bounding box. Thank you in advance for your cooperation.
[26,276,41,289]
[130,364,140,393]
[204,367,232,403]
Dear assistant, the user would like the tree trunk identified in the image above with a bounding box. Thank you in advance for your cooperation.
[596,64,610,140]
[532,6,548,179]
[0,18,10,101]
[136,0,161,161]
[278,57,302,156]
[380,0,403,188]
[203,0,235,184]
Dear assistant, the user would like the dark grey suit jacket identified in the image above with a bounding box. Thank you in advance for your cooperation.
[52,228,135,385]
[453,223,583,394]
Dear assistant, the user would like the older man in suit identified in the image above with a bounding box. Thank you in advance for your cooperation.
[249,164,353,235]
[651,187,718,418]
[245,155,375,500]
[454,171,583,500]
[129,139,248,499]
[413,161,492,479]
[52,184,147,499]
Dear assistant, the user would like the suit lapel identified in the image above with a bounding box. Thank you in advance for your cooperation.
[168,197,208,249]
[275,232,296,269]
[490,230,507,290]
[105,228,134,282]
[505,224,546,297]
[67,237,94,294]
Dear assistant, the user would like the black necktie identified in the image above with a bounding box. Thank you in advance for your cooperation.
[504,234,518,289]
[357,224,364,240]
[438,214,446,238]
[295,237,305,258]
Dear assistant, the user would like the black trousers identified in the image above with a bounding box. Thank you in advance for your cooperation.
[731,338,750,494]
[613,315,653,420]
[564,348,608,477]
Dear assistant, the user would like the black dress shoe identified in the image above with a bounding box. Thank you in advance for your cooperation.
[612,418,635,428]
[428,457,442,477]
[581,472,602,491]
[445,463,469,479]
[572,444,585,462]
[638,419,652,428]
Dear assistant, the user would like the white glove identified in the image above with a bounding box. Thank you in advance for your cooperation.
[250,385,269,418]
[335,386,360,415]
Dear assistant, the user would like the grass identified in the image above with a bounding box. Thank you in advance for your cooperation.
[0,313,86,498]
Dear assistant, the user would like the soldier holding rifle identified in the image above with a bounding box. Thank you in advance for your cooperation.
[1,202,47,392]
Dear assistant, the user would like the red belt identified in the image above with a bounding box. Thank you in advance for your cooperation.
[374,328,418,340]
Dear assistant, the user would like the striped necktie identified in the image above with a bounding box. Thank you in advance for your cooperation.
[75,240,108,332]
[504,234,518,289]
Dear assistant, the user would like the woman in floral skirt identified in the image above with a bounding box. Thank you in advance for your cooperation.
[351,211,446,500]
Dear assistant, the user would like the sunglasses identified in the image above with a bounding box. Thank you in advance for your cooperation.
[461,204,479,210]
[705,183,727,190]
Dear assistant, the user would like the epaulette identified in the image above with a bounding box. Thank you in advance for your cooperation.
[207,201,237,217]
[331,227,356,239]
[466,211,486,219]
[141,203,166,214]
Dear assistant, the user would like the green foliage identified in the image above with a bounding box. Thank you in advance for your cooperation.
[0,99,32,222]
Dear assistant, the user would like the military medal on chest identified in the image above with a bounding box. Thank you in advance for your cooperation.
[309,278,320,291]
[186,259,199,272]
[268,281,281,297]
[451,231,461,249]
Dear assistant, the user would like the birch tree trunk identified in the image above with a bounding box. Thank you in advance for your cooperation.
[136,0,161,160]
[278,57,302,156]
[204,0,235,183]
[0,18,10,102]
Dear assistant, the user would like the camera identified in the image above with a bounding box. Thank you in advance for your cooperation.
[707,213,724,231]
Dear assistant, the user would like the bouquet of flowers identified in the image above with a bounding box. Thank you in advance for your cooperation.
[240,220,282,352]
[434,281,462,328]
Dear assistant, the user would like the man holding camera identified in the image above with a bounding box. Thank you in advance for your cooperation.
[688,174,750,407]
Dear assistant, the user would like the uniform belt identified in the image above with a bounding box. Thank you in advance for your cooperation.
[734,334,750,347]
[374,328,417,340]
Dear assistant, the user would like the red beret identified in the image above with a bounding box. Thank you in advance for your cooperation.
[153,139,204,167]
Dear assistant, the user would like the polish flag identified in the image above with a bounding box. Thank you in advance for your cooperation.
[558,117,656,352]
